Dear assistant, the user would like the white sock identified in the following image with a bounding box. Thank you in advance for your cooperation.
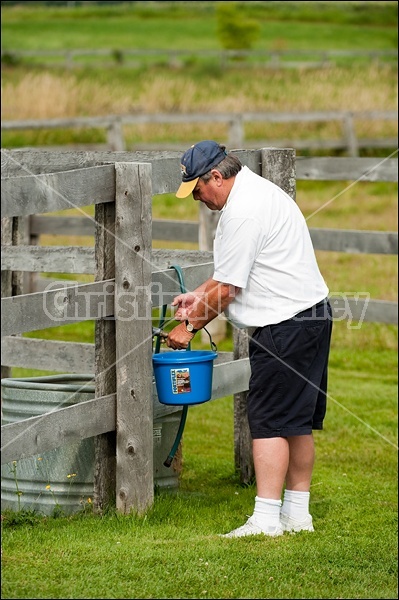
[281,489,310,521]
[253,496,282,530]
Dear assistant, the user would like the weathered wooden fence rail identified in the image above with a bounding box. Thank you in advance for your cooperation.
[2,110,397,156]
[1,148,398,511]
[2,150,397,324]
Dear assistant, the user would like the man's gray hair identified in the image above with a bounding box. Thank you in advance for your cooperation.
[200,145,242,182]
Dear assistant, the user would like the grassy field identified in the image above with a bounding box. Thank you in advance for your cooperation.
[2,2,397,52]
[1,2,398,149]
[1,343,397,599]
[1,3,398,599]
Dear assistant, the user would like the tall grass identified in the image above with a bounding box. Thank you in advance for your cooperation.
[2,63,397,119]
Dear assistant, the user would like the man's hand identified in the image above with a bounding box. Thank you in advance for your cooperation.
[171,292,202,322]
[166,322,194,350]
[167,278,239,349]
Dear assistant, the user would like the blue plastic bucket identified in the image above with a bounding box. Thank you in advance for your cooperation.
[153,350,218,406]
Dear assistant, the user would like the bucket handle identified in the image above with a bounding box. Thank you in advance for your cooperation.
[201,327,217,353]
[170,264,217,353]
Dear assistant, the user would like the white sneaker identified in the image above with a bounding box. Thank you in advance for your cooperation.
[220,516,284,538]
[280,513,314,533]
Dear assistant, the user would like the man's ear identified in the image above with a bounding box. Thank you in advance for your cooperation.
[211,169,223,187]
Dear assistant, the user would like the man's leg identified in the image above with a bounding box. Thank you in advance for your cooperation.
[285,434,314,490]
[253,437,289,498]
[280,434,315,532]
[220,437,287,538]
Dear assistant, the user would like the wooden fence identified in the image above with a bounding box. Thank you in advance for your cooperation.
[2,110,397,156]
[1,148,398,514]
[2,47,397,70]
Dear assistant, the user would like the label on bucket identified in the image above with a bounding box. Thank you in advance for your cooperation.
[171,368,191,394]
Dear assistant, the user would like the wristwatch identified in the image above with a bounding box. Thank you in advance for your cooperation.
[185,320,198,334]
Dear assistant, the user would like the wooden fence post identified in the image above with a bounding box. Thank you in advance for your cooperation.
[233,327,255,484]
[233,147,296,483]
[228,116,244,149]
[1,216,29,378]
[1,218,13,381]
[342,112,359,157]
[65,50,73,70]
[94,202,117,513]
[27,215,39,293]
[107,118,125,151]
[261,147,296,200]
[114,162,154,515]
[15,217,30,294]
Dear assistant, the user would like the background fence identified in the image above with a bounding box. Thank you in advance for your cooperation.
[2,110,397,156]
[1,48,398,69]
[2,47,397,70]
[1,148,398,512]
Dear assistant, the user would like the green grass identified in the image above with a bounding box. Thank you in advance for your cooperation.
[1,1,397,61]
[2,332,397,599]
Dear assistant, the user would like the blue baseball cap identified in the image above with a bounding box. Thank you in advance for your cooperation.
[176,140,227,198]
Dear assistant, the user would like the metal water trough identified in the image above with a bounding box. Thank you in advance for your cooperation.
[1,374,182,515]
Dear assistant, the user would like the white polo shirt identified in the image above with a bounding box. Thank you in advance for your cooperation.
[212,166,329,327]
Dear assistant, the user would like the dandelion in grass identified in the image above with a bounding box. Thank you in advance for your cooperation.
[66,472,77,498]
[8,460,23,510]
[79,496,93,514]
[45,483,59,507]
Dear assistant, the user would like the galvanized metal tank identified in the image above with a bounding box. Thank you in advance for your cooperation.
[1,374,182,515]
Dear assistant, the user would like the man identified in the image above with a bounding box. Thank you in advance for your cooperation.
[166,140,333,538]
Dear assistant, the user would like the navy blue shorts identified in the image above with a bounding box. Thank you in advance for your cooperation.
[247,299,333,439]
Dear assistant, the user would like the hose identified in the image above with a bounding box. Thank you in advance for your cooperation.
[162,402,188,468]
[154,303,167,355]
[153,264,217,468]
[154,265,189,469]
